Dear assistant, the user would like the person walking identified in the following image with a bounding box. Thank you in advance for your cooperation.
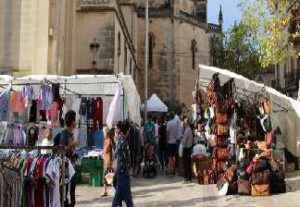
[101,128,115,197]
[112,121,134,207]
[181,118,194,183]
[60,110,78,207]
[166,113,178,175]
[158,117,167,171]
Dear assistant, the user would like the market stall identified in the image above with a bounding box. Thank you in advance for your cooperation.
[0,74,141,189]
[193,64,299,196]
[141,93,168,113]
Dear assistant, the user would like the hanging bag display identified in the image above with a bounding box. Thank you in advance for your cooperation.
[213,147,229,160]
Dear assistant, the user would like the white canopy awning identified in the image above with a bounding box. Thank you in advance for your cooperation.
[0,74,141,126]
[142,93,168,112]
[199,64,300,156]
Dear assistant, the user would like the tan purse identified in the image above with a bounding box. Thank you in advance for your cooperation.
[263,98,272,114]
[217,124,228,136]
[251,184,270,196]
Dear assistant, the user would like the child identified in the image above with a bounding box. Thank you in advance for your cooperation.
[41,128,53,154]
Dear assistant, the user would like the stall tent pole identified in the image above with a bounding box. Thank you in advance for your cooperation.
[144,0,149,123]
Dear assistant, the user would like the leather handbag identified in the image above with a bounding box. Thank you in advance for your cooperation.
[263,98,272,114]
[216,112,228,124]
[270,182,286,194]
[251,184,270,196]
[266,132,274,148]
[217,124,228,136]
[227,182,238,195]
[251,170,270,185]
[270,170,285,183]
[253,159,270,173]
[213,147,229,160]
[211,159,226,171]
[224,165,237,183]
[238,179,251,195]
[217,136,228,147]
[203,170,215,185]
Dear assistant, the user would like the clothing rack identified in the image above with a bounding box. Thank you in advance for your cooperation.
[0,78,127,121]
[0,145,68,207]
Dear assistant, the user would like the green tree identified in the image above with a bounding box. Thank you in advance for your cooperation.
[239,0,300,67]
[214,22,261,79]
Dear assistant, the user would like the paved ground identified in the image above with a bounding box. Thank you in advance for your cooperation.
[76,171,300,207]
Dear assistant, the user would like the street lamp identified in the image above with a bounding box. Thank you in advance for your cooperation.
[90,38,100,69]
[144,0,149,123]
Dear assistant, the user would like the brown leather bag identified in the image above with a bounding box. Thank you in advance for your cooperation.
[224,164,237,183]
[217,124,228,136]
[211,159,226,171]
[251,184,270,196]
[263,98,272,114]
[251,170,270,185]
[203,170,215,185]
[238,179,251,195]
[216,112,228,124]
[213,147,229,160]
[266,132,273,148]
[217,136,228,147]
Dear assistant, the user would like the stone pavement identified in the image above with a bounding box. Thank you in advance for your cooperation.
[76,171,300,207]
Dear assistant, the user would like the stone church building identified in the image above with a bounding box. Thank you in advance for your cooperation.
[0,0,222,108]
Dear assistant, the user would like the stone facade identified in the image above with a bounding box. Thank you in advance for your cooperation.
[0,0,221,109]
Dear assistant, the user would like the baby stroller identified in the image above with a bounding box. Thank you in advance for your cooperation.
[142,143,158,178]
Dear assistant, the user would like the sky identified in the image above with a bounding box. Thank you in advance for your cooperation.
[208,0,243,31]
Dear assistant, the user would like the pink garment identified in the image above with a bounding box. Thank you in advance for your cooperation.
[50,102,60,127]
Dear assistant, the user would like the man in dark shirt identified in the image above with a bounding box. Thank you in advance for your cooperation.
[112,121,134,207]
[60,110,78,207]
[158,117,167,171]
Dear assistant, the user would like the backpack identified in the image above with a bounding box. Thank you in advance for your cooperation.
[144,122,155,144]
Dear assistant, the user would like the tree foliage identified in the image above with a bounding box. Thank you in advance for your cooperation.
[239,0,300,67]
[213,22,261,79]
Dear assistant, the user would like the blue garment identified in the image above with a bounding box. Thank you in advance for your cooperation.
[0,87,11,121]
[93,129,103,148]
[112,173,134,207]
[114,134,130,175]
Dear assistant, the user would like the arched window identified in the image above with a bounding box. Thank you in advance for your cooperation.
[149,33,155,68]
[191,39,197,69]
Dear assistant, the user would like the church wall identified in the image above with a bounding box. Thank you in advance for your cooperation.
[75,11,116,72]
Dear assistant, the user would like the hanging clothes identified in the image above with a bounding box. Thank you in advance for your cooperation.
[38,85,53,111]
[21,85,34,108]
[0,86,11,121]
[11,91,25,113]
[92,97,103,130]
